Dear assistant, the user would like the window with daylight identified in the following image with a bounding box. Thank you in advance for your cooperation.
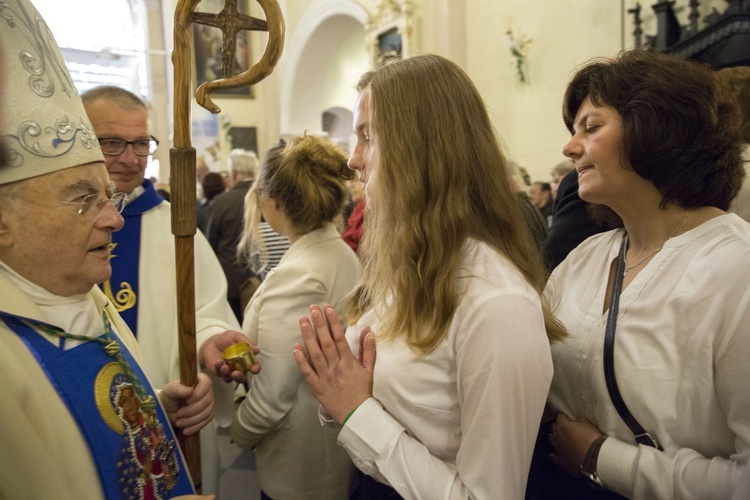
[33,0,151,99]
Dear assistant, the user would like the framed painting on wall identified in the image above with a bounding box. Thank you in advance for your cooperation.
[377,27,402,63]
[366,0,414,68]
[229,126,258,153]
[192,0,254,97]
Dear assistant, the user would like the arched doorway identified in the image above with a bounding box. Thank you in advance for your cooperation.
[281,1,370,142]
[322,106,354,152]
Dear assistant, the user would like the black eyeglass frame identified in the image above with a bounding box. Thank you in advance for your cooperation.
[97,136,159,157]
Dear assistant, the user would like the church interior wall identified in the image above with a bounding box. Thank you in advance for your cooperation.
[320,21,369,114]
[465,1,625,182]
[145,0,732,181]
[285,14,368,138]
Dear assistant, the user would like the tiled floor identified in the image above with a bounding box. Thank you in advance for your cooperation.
[217,425,261,499]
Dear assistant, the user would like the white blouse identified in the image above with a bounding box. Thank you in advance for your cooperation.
[547,214,750,499]
[339,239,553,499]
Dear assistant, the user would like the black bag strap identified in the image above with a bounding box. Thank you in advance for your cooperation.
[603,233,663,450]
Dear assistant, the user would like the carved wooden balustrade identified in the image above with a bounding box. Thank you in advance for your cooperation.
[629,0,750,67]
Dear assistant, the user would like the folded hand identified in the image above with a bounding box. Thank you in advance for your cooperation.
[293,304,375,423]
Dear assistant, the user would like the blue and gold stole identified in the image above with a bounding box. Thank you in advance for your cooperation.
[101,180,164,336]
[2,311,194,498]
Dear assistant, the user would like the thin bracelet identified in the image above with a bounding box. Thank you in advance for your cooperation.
[343,407,357,425]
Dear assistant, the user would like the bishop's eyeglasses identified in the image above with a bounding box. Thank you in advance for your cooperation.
[7,191,128,217]
[61,192,129,215]
[98,136,159,157]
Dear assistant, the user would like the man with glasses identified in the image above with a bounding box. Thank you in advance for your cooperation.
[82,86,243,493]
[0,1,223,496]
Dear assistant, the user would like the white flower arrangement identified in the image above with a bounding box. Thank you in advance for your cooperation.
[507,29,532,84]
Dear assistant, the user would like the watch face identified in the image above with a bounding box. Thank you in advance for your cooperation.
[581,470,606,490]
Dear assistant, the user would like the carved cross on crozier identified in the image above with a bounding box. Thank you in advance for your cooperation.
[190,0,268,78]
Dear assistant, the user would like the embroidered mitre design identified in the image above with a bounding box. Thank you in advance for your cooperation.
[0,0,102,183]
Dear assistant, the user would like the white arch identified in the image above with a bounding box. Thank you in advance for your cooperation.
[280,0,369,133]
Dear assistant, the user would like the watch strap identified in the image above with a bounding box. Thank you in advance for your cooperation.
[580,434,608,489]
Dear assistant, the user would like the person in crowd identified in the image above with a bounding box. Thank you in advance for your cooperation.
[529,180,552,210]
[508,160,548,251]
[81,86,243,493]
[293,54,565,499]
[550,160,575,199]
[196,159,210,202]
[542,168,610,273]
[342,186,366,254]
[343,178,364,222]
[542,50,749,499]
[255,216,290,280]
[0,3,220,497]
[716,66,750,222]
[156,181,172,202]
[197,172,225,234]
[237,140,291,284]
[206,149,258,321]
[519,164,533,188]
[231,133,360,499]
[529,181,554,225]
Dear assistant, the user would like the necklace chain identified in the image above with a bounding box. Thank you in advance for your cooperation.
[623,210,687,277]
[623,247,662,275]
[33,313,157,413]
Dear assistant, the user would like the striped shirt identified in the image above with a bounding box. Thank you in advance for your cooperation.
[258,222,290,280]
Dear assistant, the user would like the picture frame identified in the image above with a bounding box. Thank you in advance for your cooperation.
[192,0,254,97]
[229,126,258,153]
[377,27,402,64]
[366,0,414,68]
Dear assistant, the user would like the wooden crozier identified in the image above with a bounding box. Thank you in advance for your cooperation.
[171,0,284,490]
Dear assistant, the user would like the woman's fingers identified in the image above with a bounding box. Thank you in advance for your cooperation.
[360,329,376,373]
[295,307,374,422]
[309,305,340,362]
[295,305,362,389]
[298,315,328,373]
[323,304,352,355]
[293,342,318,386]
[357,327,371,366]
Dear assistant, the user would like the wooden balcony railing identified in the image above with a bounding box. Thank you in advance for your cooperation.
[629,0,750,67]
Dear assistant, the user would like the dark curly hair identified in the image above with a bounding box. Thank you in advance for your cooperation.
[563,49,745,210]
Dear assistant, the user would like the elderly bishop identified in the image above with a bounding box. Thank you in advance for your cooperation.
[0,0,246,497]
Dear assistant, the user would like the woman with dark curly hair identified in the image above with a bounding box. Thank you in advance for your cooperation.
[543,50,750,499]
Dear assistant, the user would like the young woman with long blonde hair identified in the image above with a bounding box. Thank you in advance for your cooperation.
[294,54,566,499]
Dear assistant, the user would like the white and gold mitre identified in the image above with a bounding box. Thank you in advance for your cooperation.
[0,0,103,185]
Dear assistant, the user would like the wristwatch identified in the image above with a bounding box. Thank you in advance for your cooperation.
[580,435,608,489]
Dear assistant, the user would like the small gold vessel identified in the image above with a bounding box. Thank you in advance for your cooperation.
[223,342,257,373]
